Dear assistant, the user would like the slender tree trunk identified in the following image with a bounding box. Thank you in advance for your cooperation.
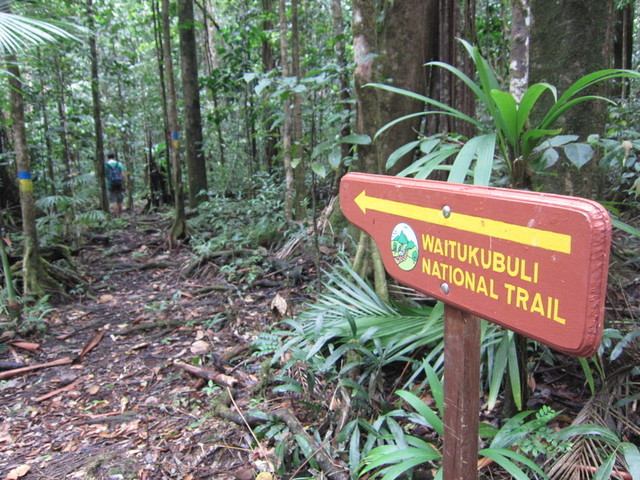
[0,115,19,210]
[87,0,108,212]
[434,0,476,140]
[178,0,208,206]
[330,0,351,188]
[53,57,72,197]
[152,0,174,200]
[613,1,634,98]
[162,0,188,244]
[198,0,227,166]
[279,0,295,221]
[509,0,530,104]
[262,0,279,170]
[36,50,56,196]
[290,0,305,220]
[6,56,52,296]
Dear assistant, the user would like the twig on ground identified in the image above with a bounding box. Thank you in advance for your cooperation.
[0,357,73,381]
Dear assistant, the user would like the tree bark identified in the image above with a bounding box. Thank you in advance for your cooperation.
[152,0,174,200]
[613,1,634,98]
[530,0,614,198]
[162,0,188,244]
[53,56,73,197]
[351,0,438,300]
[0,117,19,210]
[178,0,208,207]
[509,0,530,104]
[290,0,305,220]
[279,0,295,221]
[352,0,438,175]
[86,0,108,212]
[262,0,279,170]
[6,56,51,296]
[330,0,351,188]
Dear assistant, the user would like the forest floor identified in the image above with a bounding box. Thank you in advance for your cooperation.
[1,212,639,480]
[0,214,319,480]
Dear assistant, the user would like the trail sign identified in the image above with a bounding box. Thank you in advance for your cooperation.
[340,172,611,357]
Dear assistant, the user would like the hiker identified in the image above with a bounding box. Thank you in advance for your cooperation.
[105,153,127,216]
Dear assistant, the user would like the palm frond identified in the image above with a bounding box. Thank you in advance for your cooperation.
[546,374,640,479]
[0,11,80,54]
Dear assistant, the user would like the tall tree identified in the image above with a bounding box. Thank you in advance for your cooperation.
[6,57,53,295]
[151,0,174,199]
[162,0,188,243]
[613,1,634,98]
[52,55,73,197]
[432,0,477,140]
[530,0,615,198]
[87,0,108,211]
[330,0,351,187]
[178,0,207,206]
[261,0,279,170]
[290,0,304,219]
[509,0,530,103]
[279,0,296,220]
[351,0,438,299]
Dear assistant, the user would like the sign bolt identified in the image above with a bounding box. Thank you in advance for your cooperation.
[442,205,451,218]
[441,283,450,294]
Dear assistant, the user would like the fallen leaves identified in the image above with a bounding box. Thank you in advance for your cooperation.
[6,464,30,479]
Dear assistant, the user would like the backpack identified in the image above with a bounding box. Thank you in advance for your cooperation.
[107,162,123,189]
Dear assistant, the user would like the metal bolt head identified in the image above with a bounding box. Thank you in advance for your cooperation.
[442,205,451,218]
[441,283,450,294]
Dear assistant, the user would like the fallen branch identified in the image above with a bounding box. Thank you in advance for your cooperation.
[34,376,85,402]
[0,357,73,381]
[0,361,26,371]
[271,408,348,480]
[174,360,238,388]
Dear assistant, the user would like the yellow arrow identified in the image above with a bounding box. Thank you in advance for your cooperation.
[355,190,572,254]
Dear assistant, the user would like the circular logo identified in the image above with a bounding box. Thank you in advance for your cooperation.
[391,223,419,271]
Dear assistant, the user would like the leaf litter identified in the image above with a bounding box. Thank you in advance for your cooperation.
[0,217,307,480]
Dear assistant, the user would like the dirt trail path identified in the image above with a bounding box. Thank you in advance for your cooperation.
[1,217,278,480]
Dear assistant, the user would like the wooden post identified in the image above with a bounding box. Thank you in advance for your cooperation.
[443,304,481,480]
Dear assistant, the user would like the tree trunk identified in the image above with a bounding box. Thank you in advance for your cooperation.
[613,1,634,98]
[509,0,530,104]
[279,0,295,221]
[152,0,174,200]
[330,0,351,189]
[432,0,476,140]
[87,0,108,212]
[290,0,305,220]
[53,56,73,197]
[262,0,279,170]
[6,56,52,297]
[530,0,614,199]
[178,0,208,207]
[36,50,56,196]
[352,0,438,175]
[0,115,20,210]
[351,0,438,300]
[162,0,188,244]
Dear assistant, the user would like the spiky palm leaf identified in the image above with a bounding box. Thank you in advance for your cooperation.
[546,373,640,479]
[0,0,79,55]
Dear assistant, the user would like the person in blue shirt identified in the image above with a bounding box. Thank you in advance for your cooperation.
[105,153,127,216]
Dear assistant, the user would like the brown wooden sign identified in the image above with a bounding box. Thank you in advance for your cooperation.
[340,172,611,357]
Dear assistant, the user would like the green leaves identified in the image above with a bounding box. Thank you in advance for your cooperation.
[0,10,80,54]
[374,39,640,185]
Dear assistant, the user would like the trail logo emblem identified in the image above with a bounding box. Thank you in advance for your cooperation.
[391,223,419,271]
